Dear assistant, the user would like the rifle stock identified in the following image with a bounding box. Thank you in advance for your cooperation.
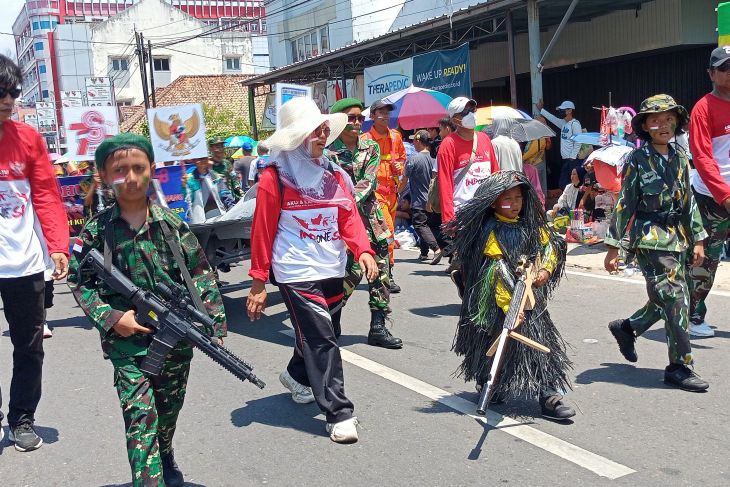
[476,258,547,417]
[81,248,265,389]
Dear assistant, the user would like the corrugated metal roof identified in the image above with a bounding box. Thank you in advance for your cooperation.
[242,0,656,87]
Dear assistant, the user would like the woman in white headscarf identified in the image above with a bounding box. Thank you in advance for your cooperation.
[246,97,377,444]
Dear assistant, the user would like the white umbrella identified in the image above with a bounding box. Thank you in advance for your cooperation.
[585,145,633,167]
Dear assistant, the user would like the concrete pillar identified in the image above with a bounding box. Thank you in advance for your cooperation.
[527,0,543,116]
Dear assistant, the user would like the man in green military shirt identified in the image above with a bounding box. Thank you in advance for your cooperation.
[329,98,402,349]
[604,95,709,392]
[209,136,243,201]
[68,133,228,486]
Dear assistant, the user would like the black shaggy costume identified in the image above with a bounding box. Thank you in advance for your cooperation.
[444,171,572,399]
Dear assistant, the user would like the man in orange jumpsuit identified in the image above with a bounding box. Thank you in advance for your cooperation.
[361,100,406,293]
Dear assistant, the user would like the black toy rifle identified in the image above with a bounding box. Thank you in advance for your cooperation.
[80,248,265,389]
[476,257,550,416]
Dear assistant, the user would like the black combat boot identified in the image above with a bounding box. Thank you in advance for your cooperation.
[608,319,638,362]
[161,450,185,487]
[367,310,403,349]
[389,270,401,294]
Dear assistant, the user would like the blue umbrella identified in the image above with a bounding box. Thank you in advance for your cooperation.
[225,135,255,148]
[570,132,631,147]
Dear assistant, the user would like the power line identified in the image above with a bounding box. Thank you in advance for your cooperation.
[161,45,272,69]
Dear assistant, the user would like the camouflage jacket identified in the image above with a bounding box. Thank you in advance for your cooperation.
[211,157,244,201]
[606,143,707,252]
[329,138,391,244]
[67,202,227,360]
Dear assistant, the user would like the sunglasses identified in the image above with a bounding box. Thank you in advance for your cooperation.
[314,124,331,138]
[0,87,21,99]
[714,62,730,73]
[347,114,366,123]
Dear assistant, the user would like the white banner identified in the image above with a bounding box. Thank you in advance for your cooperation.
[147,104,207,162]
[24,114,38,129]
[35,102,57,134]
[274,82,312,129]
[61,91,84,108]
[63,106,119,161]
[85,77,114,106]
[363,58,413,106]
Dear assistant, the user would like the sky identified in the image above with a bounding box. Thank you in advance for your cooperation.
[1,0,27,59]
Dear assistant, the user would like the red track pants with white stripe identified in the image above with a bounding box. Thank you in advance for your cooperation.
[279,277,354,424]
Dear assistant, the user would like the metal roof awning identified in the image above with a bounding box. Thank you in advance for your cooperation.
[242,0,654,92]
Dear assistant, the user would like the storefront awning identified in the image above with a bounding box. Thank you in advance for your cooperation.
[241,0,654,92]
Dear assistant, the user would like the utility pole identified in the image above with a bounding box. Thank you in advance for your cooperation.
[148,40,157,107]
[135,31,150,109]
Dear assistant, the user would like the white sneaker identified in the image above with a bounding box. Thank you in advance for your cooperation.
[1,424,4,443]
[689,321,715,337]
[326,417,359,444]
[279,370,315,404]
[43,324,53,339]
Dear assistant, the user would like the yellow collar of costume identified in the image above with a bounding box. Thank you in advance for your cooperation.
[495,213,519,223]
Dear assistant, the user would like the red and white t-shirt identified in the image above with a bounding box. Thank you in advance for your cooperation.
[690,93,730,204]
[0,120,69,278]
[437,131,499,223]
[249,167,373,284]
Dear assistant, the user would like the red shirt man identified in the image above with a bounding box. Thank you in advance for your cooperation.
[438,97,499,223]
[687,46,730,338]
[0,54,69,452]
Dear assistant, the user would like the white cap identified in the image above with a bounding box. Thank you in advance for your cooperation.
[447,97,477,117]
[556,100,575,110]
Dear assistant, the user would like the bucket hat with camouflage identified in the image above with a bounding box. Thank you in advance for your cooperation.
[631,94,689,142]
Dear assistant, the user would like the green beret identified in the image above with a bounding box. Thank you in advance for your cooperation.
[208,136,226,145]
[330,97,365,114]
[95,132,155,171]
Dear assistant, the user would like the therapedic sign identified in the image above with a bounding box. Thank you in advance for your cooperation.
[364,58,413,106]
[363,44,471,105]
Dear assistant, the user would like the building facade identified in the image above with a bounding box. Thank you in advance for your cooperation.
[264,0,483,69]
[12,0,268,104]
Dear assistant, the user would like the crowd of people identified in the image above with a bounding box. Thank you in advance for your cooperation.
[1,45,730,486]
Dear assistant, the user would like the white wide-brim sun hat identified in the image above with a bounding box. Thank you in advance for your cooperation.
[264,97,348,153]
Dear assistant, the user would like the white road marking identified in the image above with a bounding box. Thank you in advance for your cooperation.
[566,269,730,297]
[279,329,636,479]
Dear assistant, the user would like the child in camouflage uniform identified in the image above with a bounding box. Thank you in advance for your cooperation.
[604,94,709,392]
[328,98,402,349]
[68,133,227,486]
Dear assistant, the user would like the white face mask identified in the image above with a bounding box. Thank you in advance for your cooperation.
[460,112,477,129]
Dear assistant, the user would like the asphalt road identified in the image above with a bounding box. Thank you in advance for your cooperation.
[1,249,728,486]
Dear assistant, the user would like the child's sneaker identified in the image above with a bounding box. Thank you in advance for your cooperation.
[326,417,359,444]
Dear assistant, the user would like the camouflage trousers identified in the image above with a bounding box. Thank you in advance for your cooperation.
[343,241,390,312]
[628,249,693,365]
[688,191,730,325]
[112,344,193,487]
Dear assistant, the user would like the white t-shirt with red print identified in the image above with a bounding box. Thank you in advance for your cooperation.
[0,120,69,278]
[249,166,374,284]
[437,131,500,223]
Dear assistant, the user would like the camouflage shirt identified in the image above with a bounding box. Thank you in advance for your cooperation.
[329,138,391,243]
[211,157,244,201]
[67,201,227,360]
[606,143,707,252]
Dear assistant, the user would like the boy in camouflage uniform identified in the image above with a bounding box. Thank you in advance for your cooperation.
[209,136,243,201]
[604,95,709,392]
[328,98,402,349]
[68,133,227,486]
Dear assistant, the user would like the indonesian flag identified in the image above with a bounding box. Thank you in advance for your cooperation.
[72,237,84,254]
[335,81,343,101]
